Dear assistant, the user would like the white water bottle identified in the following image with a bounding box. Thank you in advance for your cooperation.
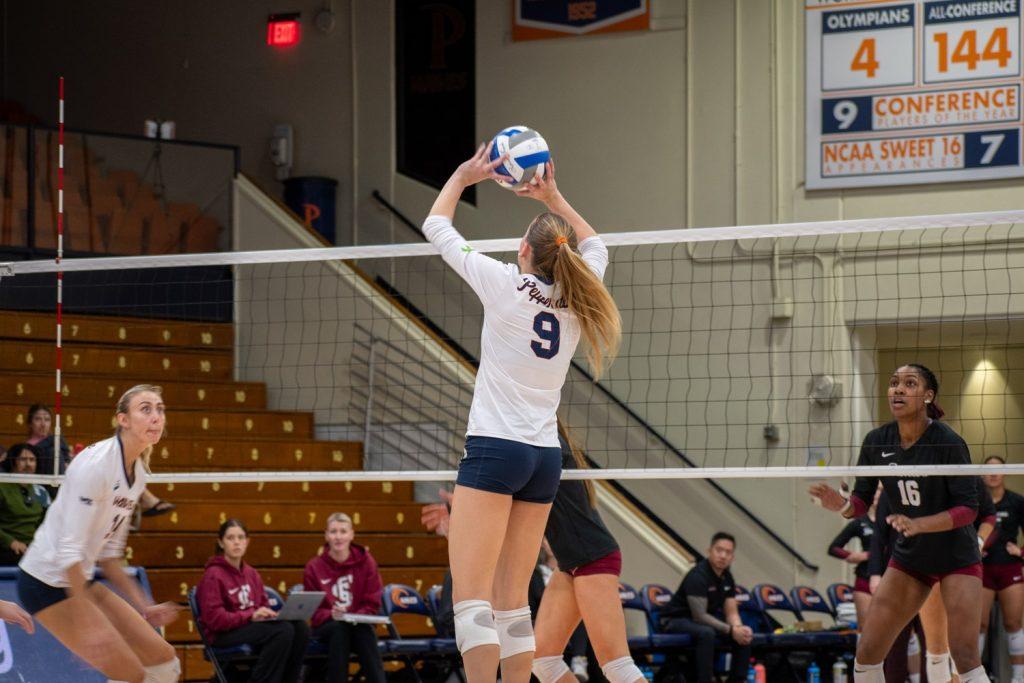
[832,659,848,683]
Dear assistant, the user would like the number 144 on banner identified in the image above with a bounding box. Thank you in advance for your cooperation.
[806,0,1024,189]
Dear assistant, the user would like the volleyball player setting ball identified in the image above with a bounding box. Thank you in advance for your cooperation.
[422,136,620,683]
[809,364,989,683]
[16,385,182,682]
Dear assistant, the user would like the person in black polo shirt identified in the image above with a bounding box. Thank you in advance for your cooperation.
[659,532,753,683]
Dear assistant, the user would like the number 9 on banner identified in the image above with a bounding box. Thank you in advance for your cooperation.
[822,96,872,134]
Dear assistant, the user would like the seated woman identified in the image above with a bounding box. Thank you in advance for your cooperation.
[23,404,69,475]
[0,443,51,565]
[303,512,386,683]
[196,519,309,683]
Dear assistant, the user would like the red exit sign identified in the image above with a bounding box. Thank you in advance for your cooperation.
[267,13,300,46]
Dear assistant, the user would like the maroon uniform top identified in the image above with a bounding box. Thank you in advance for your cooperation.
[851,420,979,574]
[303,543,383,627]
[196,555,270,641]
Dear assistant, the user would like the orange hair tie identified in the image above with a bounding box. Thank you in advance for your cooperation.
[555,236,568,246]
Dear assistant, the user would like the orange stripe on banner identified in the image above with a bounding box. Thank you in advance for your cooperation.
[806,0,908,11]
[512,8,649,42]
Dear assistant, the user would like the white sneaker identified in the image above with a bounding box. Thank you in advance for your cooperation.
[571,656,589,683]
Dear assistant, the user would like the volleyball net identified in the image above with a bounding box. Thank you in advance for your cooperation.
[3,209,1024,484]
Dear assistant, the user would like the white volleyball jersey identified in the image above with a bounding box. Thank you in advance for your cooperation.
[423,215,609,446]
[20,435,147,587]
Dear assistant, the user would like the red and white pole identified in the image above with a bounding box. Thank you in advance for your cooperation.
[54,76,64,477]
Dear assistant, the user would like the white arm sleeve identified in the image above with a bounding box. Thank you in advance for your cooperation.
[578,236,609,281]
[53,464,111,570]
[422,215,516,305]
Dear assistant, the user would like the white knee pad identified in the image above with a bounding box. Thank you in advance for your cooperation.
[454,600,499,655]
[958,665,992,683]
[494,606,534,659]
[907,631,921,657]
[853,660,884,682]
[926,652,952,683]
[601,655,644,683]
[144,658,181,683]
[532,655,572,683]
[1008,629,1024,656]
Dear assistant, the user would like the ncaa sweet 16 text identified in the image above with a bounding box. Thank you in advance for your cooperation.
[806,0,1024,188]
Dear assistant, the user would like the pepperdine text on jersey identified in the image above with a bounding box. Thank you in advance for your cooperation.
[518,277,567,309]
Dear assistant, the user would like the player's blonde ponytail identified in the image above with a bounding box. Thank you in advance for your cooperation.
[115,384,164,473]
[526,212,621,378]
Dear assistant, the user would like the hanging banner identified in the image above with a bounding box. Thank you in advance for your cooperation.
[513,0,649,41]
[806,0,1024,189]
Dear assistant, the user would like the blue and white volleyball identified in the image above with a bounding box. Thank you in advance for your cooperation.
[489,126,550,190]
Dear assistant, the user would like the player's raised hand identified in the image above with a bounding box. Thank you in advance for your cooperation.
[809,482,847,512]
[455,141,508,186]
[515,161,560,205]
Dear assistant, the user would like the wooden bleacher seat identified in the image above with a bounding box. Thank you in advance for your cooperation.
[0,309,233,348]
[107,169,142,203]
[108,206,148,255]
[147,480,413,504]
[0,341,234,380]
[185,215,222,252]
[0,435,362,470]
[141,501,426,533]
[63,205,102,252]
[0,403,314,439]
[124,533,447,569]
[0,374,267,410]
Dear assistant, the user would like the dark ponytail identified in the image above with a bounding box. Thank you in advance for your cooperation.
[906,363,944,419]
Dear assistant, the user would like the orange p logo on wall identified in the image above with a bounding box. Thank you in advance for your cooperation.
[512,0,649,42]
[302,203,321,228]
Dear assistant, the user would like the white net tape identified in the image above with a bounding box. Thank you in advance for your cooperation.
[4,209,1024,483]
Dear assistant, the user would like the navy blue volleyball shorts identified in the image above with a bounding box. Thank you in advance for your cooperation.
[456,435,562,503]
[17,568,73,615]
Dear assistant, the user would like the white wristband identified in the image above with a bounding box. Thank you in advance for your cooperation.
[839,499,852,517]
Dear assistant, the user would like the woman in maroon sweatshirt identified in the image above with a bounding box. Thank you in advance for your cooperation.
[196,519,310,683]
[303,512,386,683]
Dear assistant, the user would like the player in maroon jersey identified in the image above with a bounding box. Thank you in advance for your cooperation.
[810,364,988,683]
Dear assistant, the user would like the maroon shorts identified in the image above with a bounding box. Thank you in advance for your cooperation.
[853,577,872,594]
[567,550,622,578]
[888,559,983,587]
[983,562,1024,591]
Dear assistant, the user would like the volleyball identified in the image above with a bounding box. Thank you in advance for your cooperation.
[489,126,550,190]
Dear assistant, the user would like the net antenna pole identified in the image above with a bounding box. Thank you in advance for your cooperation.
[54,76,65,477]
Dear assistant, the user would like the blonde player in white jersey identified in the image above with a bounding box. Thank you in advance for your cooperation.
[17,385,182,682]
[423,143,621,683]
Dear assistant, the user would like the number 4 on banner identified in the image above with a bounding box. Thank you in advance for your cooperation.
[851,38,879,78]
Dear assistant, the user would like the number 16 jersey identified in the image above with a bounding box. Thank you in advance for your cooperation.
[851,420,980,574]
[423,215,609,447]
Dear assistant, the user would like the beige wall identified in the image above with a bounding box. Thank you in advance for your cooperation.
[3,0,356,244]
